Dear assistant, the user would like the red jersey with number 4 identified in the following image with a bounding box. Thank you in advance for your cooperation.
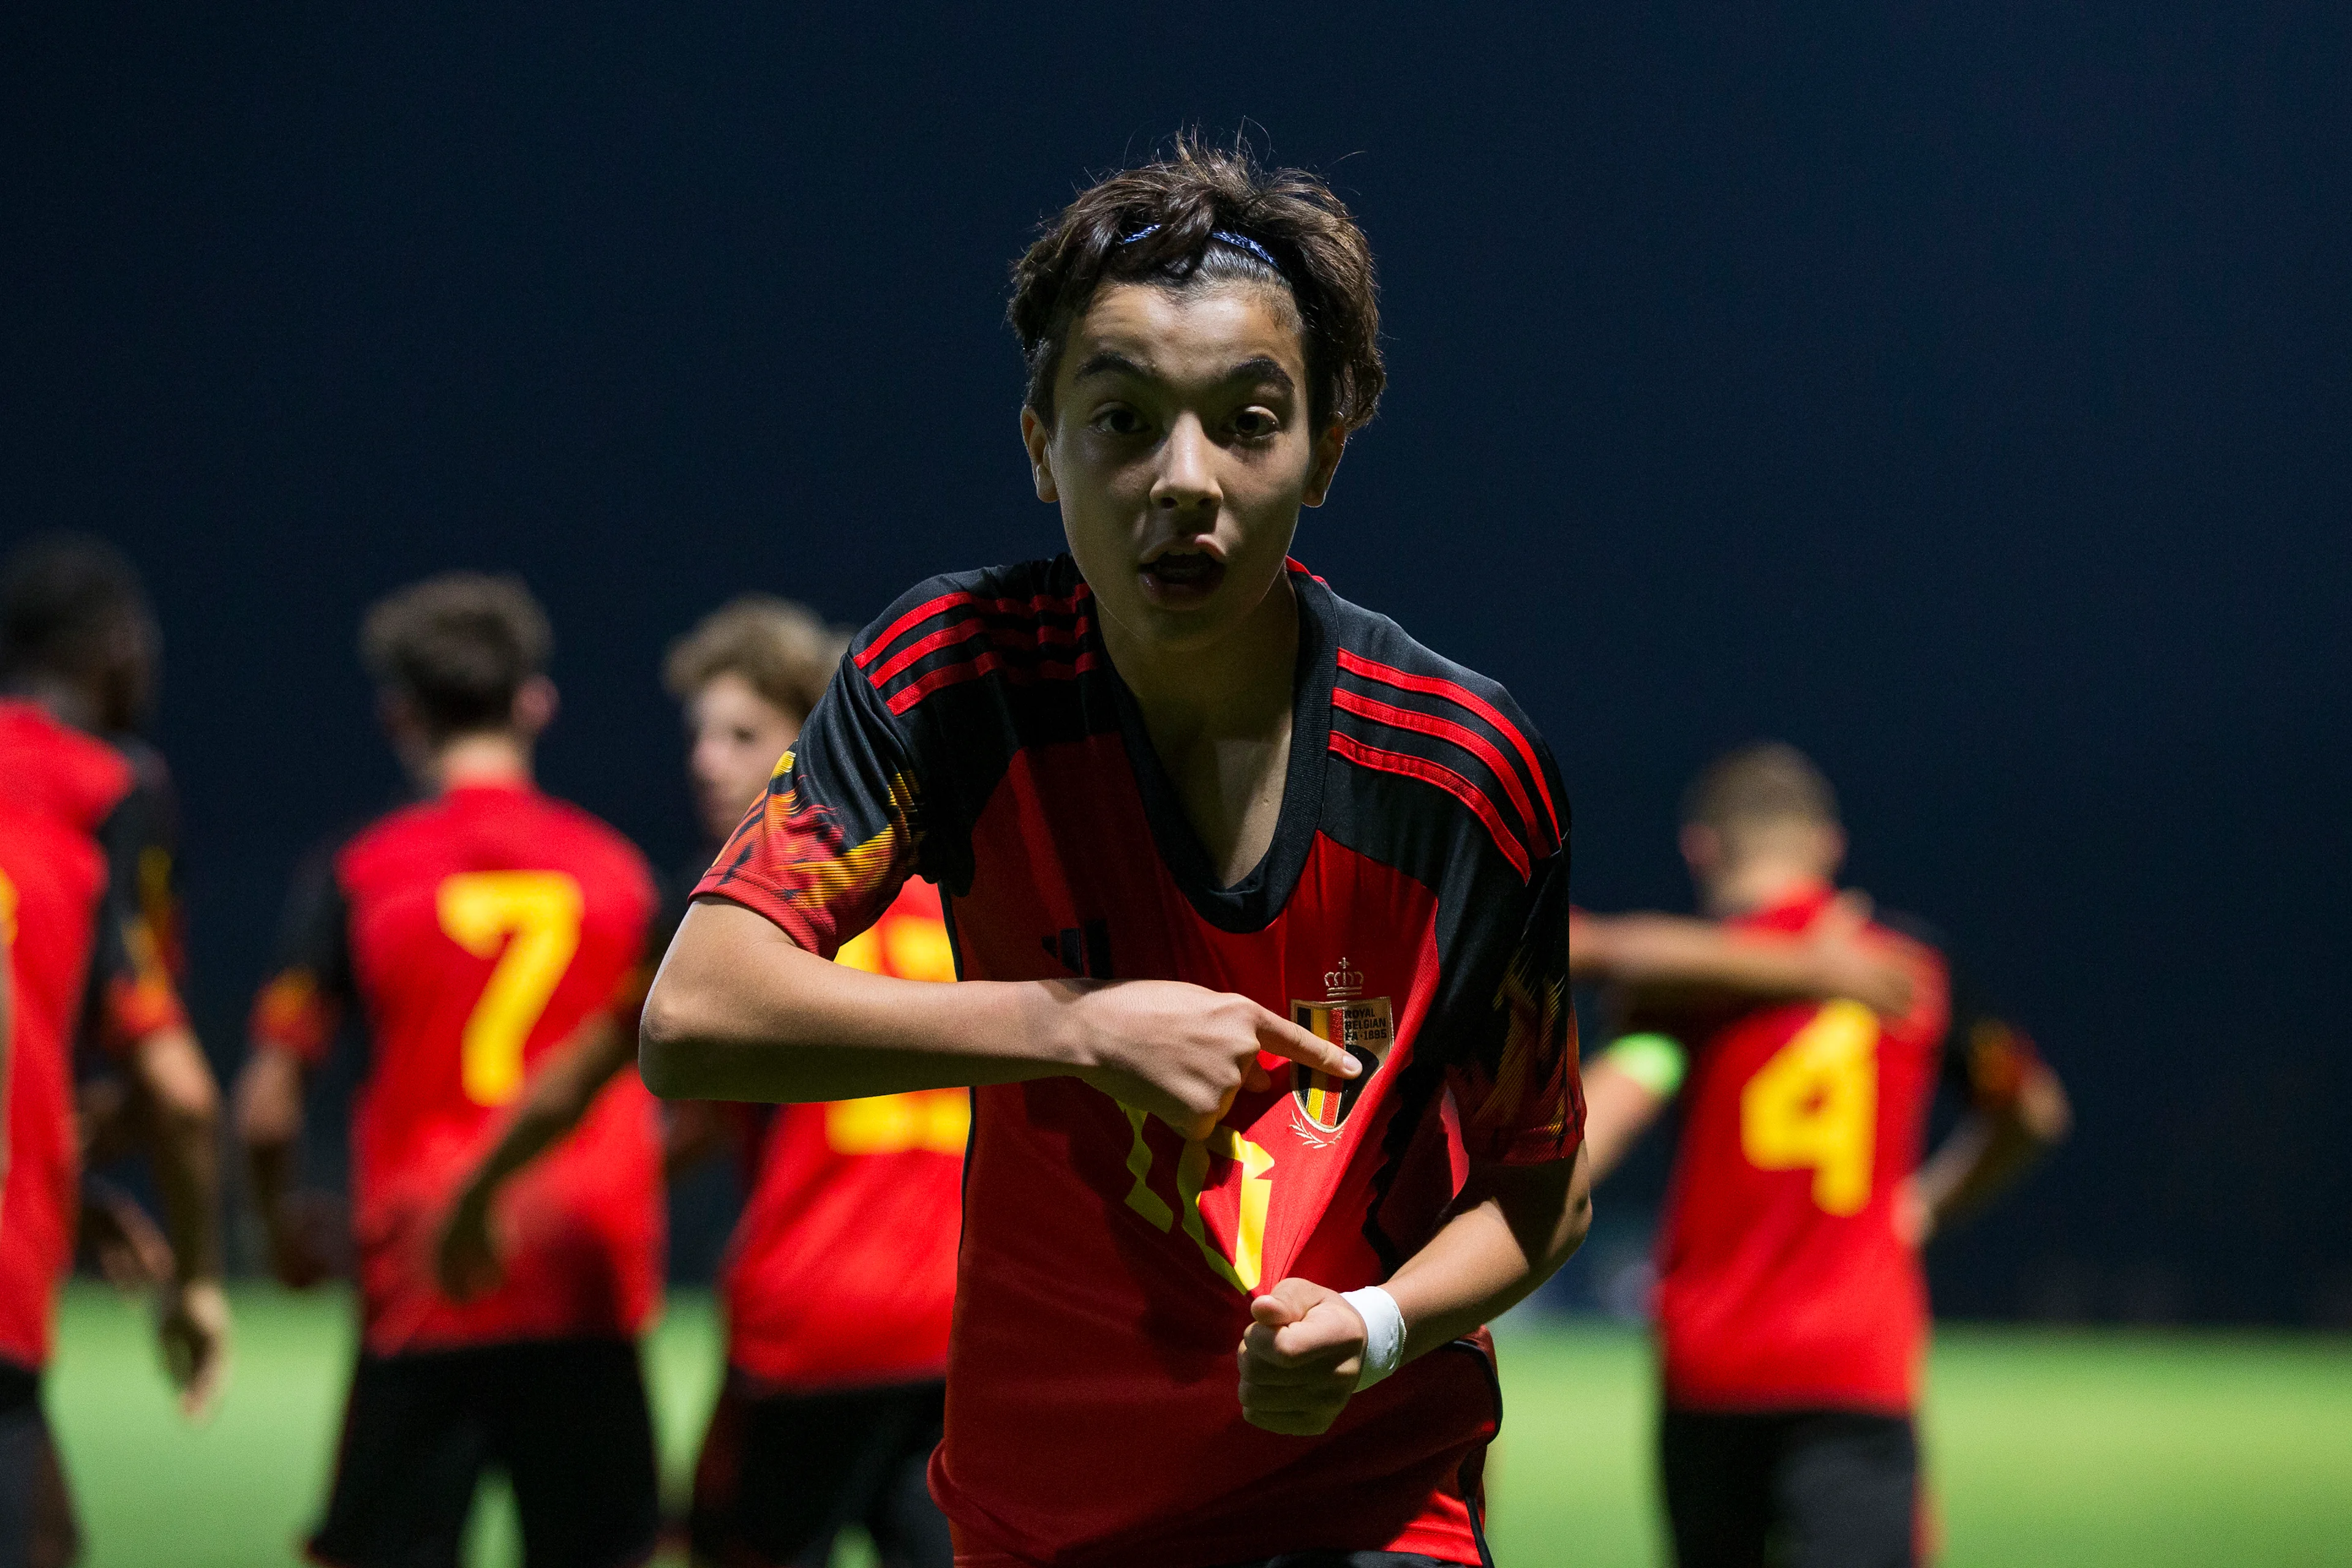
[723,876,965,1389]
[0,701,187,1368]
[250,781,660,1355]
[695,556,1578,1568]
[1642,885,1951,1414]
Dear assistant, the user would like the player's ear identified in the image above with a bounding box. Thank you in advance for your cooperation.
[1300,422,1348,508]
[513,676,558,739]
[1818,823,1848,880]
[1021,405,1058,503]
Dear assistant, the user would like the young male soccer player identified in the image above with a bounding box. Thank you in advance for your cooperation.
[643,142,1589,1567]
[1580,743,2071,1568]
[1,535,231,1563]
[662,597,962,1568]
[235,573,665,1568]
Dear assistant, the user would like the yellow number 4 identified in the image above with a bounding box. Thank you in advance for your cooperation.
[1740,998,1879,1216]
[437,872,583,1107]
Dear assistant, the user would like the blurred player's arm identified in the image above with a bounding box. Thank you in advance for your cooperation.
[90,791,230,1418]
[236,844,356,1290]
[435,1010,635,1300]
[644,898,1357,1139]
[1903,1022,2071,1245]
[1572,894,1913,1015]
[1578,1030,1688,1182]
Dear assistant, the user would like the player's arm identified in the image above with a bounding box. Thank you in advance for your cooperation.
[1902,1025,2071,1245]
[643,898,1357,1140]
[435,1011,635,1300]
[235,846,355,1290]
[1238,1150,1592,1437]
[1578,1030,1687,1182]
[1572,895,1913,1016]
[91,785,230,1419]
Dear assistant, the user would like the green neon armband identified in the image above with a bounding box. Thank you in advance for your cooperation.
[1601,1031,1689,1099]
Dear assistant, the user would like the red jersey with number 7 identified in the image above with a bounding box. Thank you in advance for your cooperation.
[249,780,661,1355]
[693,556,1578,1568]
[723,876,966,1390]
[1634,884,1951,1414]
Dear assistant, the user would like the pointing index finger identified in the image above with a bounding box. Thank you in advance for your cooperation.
[1254,1008,1360,1080]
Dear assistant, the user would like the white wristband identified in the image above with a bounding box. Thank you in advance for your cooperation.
[1341,1284,1407,1390]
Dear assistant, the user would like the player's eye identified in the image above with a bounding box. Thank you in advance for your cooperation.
[1089,404,1150,438]
[1231,407,1280,441]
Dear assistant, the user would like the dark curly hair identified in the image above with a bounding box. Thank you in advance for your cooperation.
[1009,137,1384,435]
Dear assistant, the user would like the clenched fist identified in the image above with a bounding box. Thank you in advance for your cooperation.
[1235,1277,1373,1436]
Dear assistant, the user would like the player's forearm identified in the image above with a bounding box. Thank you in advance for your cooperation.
[132,1028,224,1283]
[234,1044,304,1221]
[641,899,1081,1102]
[1915,1072,2068,1235]
[1382,1152,1591,1360]
[1579,1057,1672,1182]
[458,1018,631,1203]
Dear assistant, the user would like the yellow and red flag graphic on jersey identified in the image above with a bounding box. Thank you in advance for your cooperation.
[1290,996,1395,1134]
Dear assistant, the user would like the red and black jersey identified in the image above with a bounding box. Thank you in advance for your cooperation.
[249,780,661,1355]
[695,555,1578,1568]
[723,877,964,1392]
[0,699,188,1368]
[1631,884,2043,1415]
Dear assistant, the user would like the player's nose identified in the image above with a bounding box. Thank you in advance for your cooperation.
[1150,413,1221,515]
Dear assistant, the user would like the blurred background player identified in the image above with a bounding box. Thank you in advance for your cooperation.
[233,573,665,1568]
[660,595,962,1568]
[0,538,206,1309]
[0,536,230,1567]
[1579,742,2072,1568]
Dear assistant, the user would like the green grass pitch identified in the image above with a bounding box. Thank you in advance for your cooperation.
[43,1284,2352,1567]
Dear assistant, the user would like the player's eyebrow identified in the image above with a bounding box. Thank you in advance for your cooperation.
[1071,350,1155,384]
[1224,356,1295,393]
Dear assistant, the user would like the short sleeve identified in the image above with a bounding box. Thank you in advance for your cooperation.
[692,653,929,960]
[247,843,356,1063]
[1449,849,1584,1166]
[1940,959,2043,1114]
[85,785,189,1055]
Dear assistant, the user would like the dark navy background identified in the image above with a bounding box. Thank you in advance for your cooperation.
[5,5,2345,1321]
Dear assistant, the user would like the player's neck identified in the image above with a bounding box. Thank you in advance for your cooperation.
[1103,573,1300,737]
[425,731,535,795]
[1704,864,1833,919]
[7,676,99,733]
[1102,575,1301,886]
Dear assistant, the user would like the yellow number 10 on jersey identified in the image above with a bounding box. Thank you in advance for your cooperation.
[436,871,584,1107]
[1740,998,1880,1215]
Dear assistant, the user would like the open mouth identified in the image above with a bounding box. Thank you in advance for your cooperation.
[1140,546,1226,603]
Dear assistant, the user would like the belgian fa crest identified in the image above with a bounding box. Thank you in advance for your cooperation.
[1291,957,1394,1136]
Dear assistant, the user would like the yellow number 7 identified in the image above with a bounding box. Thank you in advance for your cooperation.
[437,872,583,1107]
[1740,998,1879,1215]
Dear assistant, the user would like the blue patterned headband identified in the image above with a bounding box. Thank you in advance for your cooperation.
[1118,223,1283,275]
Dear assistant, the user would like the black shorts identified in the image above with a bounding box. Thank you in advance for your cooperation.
[0,1364,77,1568]
[309,1338,659,1568]
[1659,1406,1921,1568]
[690,1372,950,1568]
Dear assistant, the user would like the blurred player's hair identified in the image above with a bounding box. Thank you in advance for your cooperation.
[1009,134,1384,435]
[663,595,845,724]
[1682,741,1840,850]
[0,531,160,730]
[361,572,552,741]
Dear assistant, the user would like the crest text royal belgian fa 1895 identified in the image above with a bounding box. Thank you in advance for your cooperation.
[1291,956,1393,1136]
